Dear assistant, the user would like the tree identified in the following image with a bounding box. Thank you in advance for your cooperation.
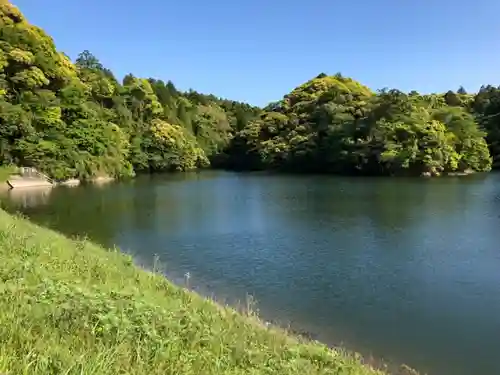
[75,50,103,71]
[0,2,134,179]
[223,74,492,176]
[0,0,495,179]
[444,90,462,106]
[472,86,500,167]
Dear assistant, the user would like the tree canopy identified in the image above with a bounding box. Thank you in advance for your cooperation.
[0,1,499,178]
[222,75,496,176]
[0,1,259,180]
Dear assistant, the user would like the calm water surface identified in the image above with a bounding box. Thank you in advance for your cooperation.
[2,171,500,375]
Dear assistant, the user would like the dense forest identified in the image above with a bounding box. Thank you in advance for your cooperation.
[0,1,260,180]
[1,1,499,179]
[223,76,500,176]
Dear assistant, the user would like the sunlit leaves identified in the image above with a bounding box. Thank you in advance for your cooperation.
[147,119,209,171]
[0,2,137,179]
[0,1,24,25]
[11,66,49,88]
[228,74,492,176]
[0,0,496,181]
[7,47,33,64]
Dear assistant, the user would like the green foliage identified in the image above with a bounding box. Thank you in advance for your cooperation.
[223,75,493,176]
[0,0,497,178]
[0,1,259,179]
[471,85,500,168]
[0,164,15,181]
[0,3,133,179]
[146,119,209,171]
[191,103,232,156]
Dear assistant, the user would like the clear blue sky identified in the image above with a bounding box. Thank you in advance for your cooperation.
[11,0,500,106]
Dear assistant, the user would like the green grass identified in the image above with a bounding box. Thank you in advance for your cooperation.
[0,165,16,183]
[0,209,395,375]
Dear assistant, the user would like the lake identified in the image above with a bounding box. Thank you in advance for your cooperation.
[2,171,500,375]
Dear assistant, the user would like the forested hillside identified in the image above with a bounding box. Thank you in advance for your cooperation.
[0,1,259,180]
[222,74,500,176]
[1,0,499,179]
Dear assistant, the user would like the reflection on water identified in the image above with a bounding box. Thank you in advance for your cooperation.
[1,171,500,375]
[0,185,53,209]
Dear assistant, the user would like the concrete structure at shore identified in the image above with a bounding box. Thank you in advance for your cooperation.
[6,168,53,189]
[5,167,81,189]
[5,167,115,189]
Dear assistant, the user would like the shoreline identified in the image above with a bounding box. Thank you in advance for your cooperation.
[1,164,496,194]
[133,255,421,375]
[0,208,389,375]
[0,206,421,375]
[4,168,499,375]
[179,283,420,375]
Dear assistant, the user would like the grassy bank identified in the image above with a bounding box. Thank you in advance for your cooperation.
[0,165,16,183]
[0,209,393,375]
